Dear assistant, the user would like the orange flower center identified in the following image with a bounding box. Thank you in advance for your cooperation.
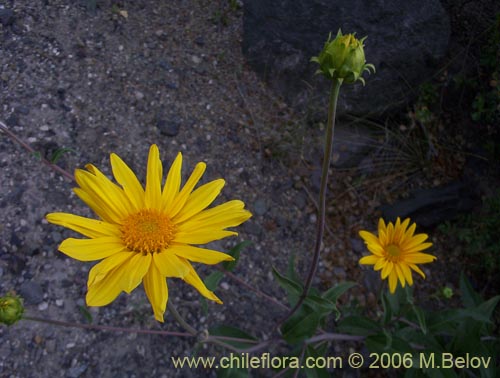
[121,209,176,254]
[386,244,402,260]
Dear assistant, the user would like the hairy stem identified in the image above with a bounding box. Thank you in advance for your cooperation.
[279,79,342,325]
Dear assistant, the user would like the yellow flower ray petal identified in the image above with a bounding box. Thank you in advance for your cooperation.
[73,187,117,224]
[143,264,168,322]
[74,172,125,223]
[404,243,433,255]
[88,252,133,287]
[173,179,225,224]
[120,253,152,294]
[359,255,379,265]
[381,260,393,279]
[153,252,190,278]
[394,264,406,287]
[86,265,126,306]
[400,263,414,286]
[402,233,429,250]
[183,264,222,304]
[170,244,234,265]
[403,253,437,264]
[161,152,182,212]
[388,270,398,293]
[78,165,132,219]
[168,162,206,218]
[374,259,386,271]
[145,145,163,208]
[46,213,121,238]
[174,230,237,244]
[59,237,127,261]
[408,263,426,278]
[110,153,145,210]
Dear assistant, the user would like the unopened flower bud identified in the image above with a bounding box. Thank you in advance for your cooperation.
[311,29,375,85]
[442,287,453,299]
[0,293,24,326]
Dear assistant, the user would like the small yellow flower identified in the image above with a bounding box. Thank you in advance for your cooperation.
[46,145,251,322]
[359,218,436,293]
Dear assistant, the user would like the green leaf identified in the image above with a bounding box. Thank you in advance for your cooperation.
[217,367,249,378]
[286,250,302,284]
[365,333,413,354]
[272,266,303,305]
[337,315,380,337]
[305,344,331,378]
[204,271,224,291]
[50,147,74,164]
[459,272,482,308]
[78,305,93,323]
[412,305,428,334]
[209,325,257,350]
[281,306,321,345]
[222,241,251,271]
[381,291,393,325]
[322,281,356,302]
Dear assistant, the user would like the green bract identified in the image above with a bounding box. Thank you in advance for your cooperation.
[311,29,375,85]
[0,293,24,326]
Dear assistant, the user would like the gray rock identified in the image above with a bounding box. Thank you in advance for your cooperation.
[19,281,44,305]
[157,117,181,137]
[380,181,478,227]
[67,364,88,378]
[253,198,268,216]
[0,8,15,27]
[243,0,450,115]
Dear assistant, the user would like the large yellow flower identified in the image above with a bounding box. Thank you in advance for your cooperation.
[359,218,436,293]
[46,145,251,322]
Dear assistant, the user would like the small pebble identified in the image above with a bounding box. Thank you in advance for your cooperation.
[55,299,64,307]
[38,302,48,311]
[220,282,230,290]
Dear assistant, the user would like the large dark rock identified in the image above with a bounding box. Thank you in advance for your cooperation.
[243,0,450,115]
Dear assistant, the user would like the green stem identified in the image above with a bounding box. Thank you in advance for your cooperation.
[23,315,193,337]
[279,79,342,325]
[167,301,198,336]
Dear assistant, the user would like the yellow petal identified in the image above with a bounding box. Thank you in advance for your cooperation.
[73,187,117,224]
[359,255,379,265]
[183,265,222,304]
[402,234,429,250]
[367,243,385,256]
[174,230,237,244]
[359,230,379,245]
[400,263,413,286]
[404,253,436,264]
[153,252,190,278]
[404,223,417,240]
[120,253,152,293]
[178,201,251,231]
[381,260,393,279]
[46,213,121,238]
[161,152,182,212]
[86,265,125,306]
[378,218,386,232]
[388,270,398,293]
[78,165,131,220]
[170,244,234,265]
[88,251,133,287]
[168,162,206,218]
[110,152,145,210]
[408,263,426,278]
[374,258,386,271]
[59,237,126,261]
[173,179,225,223]
[394,264,405,286]
[145,144,163,208]
[143,264,168,323]
[404,243,433,254]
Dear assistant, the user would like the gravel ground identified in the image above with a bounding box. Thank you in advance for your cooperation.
[0,1,320,377]
[1,1,498,377]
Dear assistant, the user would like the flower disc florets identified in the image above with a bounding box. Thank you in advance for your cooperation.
[311,29,375,85]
